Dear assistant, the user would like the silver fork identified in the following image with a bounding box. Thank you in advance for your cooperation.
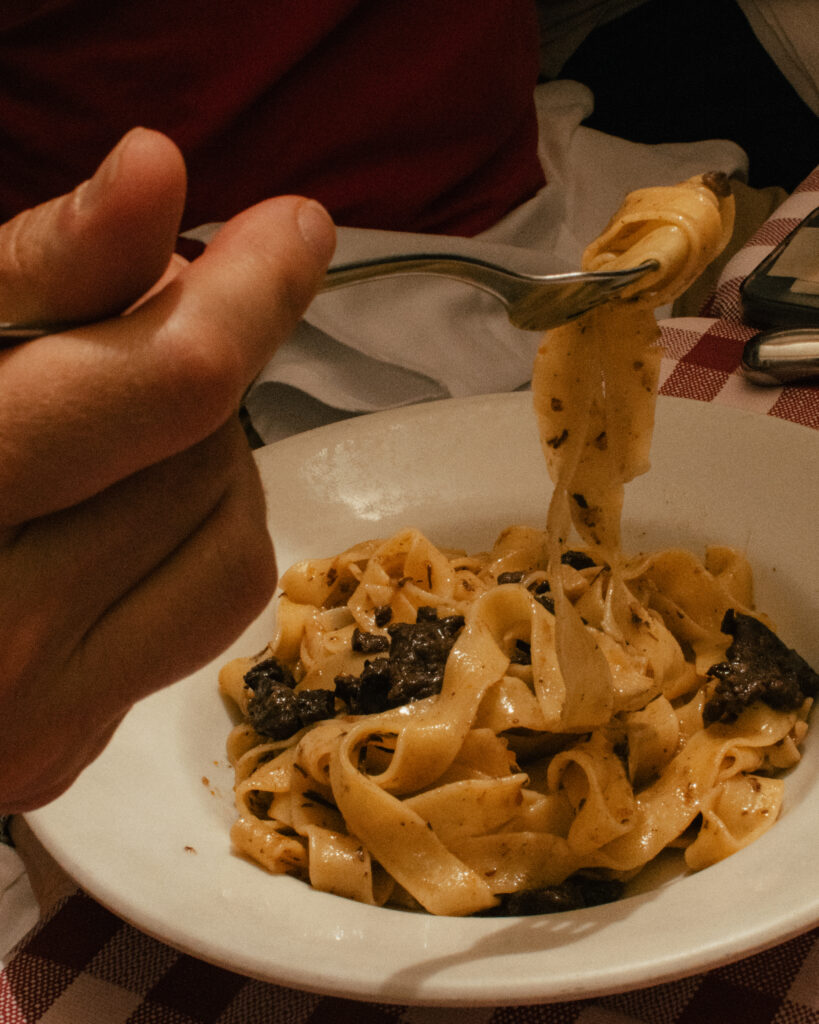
[0,253,659,342]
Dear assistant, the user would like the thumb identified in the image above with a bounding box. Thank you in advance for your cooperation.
[0,127,186,325]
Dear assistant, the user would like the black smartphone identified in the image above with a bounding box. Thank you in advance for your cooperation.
[740,205,819,328]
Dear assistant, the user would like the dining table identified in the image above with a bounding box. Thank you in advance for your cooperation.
[1,164,818,1024]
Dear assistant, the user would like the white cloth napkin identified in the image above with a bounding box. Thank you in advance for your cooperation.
[535,0,819,117]
[736,0,819,115]
[535,0,652,80]
[232,81,746,443]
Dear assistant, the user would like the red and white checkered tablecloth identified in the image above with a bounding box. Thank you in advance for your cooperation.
[2,168,818,1024]
[1,888,817,1024]
[657,165,819,431]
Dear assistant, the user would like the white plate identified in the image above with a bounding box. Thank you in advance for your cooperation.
[26,393,819,1007]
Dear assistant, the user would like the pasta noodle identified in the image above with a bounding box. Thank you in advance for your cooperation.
[219,174,817,916]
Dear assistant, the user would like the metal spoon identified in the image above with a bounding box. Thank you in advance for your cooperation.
[741,327,819,385]
[0,253,660,343]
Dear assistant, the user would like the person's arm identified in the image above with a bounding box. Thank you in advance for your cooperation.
[0,127,335,813]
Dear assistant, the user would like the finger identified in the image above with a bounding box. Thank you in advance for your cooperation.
[2,417,269,645]
[81,422,276,712]
[0,194,336,525]
[0,716,124,814]
[0,127,186,325]
[0,420,276,812]
[126,251,188,310]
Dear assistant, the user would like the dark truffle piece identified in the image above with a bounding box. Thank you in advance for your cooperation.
[560,550,597,571]
[701,170,732,197]
[528,578,555,615]
[385,609,465,705]
[352,628,390,653]
[335,607,465,714]
[497,571,526,585]
[335,659,392,715]
[246,682,302,740]
[373,605,393,627]
[510,638,532,666]
[244,657,334,739]
[476,876,624,917]
[244,656,296,693]
[704,609,819,724]
[295,689,337,727]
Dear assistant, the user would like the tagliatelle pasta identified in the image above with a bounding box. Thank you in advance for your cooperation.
[219,174,817,916]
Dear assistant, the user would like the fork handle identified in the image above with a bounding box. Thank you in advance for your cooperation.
[0,254,525,343]
[321,253,534,303]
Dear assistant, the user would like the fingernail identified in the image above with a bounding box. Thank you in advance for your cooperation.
[296,199,336,262]
[76,128,138,211]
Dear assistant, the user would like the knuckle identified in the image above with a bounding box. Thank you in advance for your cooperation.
[0,210,48,320]
[156,317,248,433]
[215,452,278,617]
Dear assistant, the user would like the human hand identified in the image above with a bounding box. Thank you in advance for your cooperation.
[0,128,336,812]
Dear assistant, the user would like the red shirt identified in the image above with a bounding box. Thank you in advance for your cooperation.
[0,1,544,235]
